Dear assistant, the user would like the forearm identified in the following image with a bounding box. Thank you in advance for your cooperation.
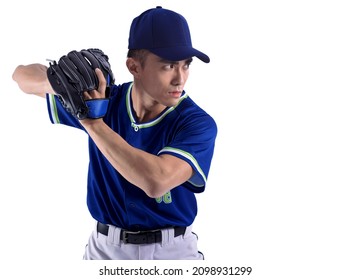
[12,64,54,97]
[81,119,192,198]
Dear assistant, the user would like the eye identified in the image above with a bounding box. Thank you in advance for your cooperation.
[184,59,192,69]
[164,64,175,70]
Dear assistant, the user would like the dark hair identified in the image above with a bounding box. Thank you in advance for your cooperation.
[127,49,149,67]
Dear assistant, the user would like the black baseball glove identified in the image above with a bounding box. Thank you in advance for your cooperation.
[47,48,115,119]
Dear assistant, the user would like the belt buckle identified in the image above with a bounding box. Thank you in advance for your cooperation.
[122,230,141,243]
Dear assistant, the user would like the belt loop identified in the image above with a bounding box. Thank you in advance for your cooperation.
[184,224,192,237]
[107,224,121,246]
[161,227,174,246]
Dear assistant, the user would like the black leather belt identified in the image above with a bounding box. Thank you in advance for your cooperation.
[97,222,186,244]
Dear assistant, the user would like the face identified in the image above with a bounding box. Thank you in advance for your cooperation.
[135,52,192,108]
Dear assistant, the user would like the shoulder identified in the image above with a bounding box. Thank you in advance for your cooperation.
[110,82,132,98]
[176,94,217,125]
[175,93,217,136]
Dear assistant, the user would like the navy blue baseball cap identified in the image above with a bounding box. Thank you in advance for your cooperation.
[128,6,210,63]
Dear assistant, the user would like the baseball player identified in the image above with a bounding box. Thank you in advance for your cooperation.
[12,6,217,260]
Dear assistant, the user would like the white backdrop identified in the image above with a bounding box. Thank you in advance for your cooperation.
[1,0,350,279]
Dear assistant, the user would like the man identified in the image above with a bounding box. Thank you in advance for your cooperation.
[12,6,217,260]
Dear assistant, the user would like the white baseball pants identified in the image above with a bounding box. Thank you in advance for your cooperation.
[83,223,204,260]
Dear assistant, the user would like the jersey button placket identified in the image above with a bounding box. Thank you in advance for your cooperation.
[125,192,138,224]
[131,122,139,132]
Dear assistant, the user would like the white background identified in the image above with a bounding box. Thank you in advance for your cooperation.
[1,0,350,279]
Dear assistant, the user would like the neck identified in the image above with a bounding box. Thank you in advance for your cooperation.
[131,86,167,123]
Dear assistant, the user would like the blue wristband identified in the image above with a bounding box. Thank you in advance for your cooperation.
[85,98,109,119]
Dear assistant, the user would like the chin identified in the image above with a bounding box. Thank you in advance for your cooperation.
[166,99,180,107]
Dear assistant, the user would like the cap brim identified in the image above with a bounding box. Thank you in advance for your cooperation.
[150,46,210,63]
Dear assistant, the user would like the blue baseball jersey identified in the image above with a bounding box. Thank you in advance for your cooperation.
[46,82,217,231]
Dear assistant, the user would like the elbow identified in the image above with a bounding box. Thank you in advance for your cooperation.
[144,187,166,199]
[12,65,31,94]
[12,65,22,82]
[142,179,172,199]
[12,64,49,97]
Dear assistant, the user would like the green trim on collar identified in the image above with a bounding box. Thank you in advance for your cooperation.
[126,83,188,131]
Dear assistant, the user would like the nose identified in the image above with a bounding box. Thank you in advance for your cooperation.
[171,67,185,86]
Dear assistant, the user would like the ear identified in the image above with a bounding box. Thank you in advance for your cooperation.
[126,58,141,78]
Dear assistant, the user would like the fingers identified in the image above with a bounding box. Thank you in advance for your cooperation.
[83,89,101,100]
[95,68,107,95]
[83,69,107,100]
[83,91,92,100]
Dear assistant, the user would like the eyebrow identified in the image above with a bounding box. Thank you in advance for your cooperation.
[158,57,193,64]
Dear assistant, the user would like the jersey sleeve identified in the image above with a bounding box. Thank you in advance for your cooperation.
[46,84,122,128]
[158,113,217,193]
[46,94,83,128]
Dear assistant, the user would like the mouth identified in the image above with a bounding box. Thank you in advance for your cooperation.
[168,91,182,98]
